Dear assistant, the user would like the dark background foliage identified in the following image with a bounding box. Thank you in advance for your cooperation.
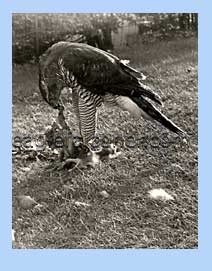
[12,13,197,64]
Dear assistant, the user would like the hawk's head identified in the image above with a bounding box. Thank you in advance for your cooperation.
[39,78,62,109]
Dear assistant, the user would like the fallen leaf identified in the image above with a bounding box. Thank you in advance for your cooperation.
[74,201,91,207]
[16,195,38,209]
[148,188,174,201]
[99,190,109,198]
[22,167,31,172]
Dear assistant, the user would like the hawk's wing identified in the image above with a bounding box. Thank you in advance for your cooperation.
[39,41,161,105]
[58,42,161,104]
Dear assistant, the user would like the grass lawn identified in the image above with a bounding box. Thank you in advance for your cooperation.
[12,37,198,248]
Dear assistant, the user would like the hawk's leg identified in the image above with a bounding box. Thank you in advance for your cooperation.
[75,88,102,145]
[56,101,75,160]
[72,88,83,140]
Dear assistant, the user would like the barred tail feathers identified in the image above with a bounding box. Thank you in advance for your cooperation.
[116,95,185,135]
[131,96,185,135]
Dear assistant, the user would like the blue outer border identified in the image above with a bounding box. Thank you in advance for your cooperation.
[1,1,211,270]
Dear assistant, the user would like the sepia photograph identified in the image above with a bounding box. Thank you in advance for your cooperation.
[12,13,198,249]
